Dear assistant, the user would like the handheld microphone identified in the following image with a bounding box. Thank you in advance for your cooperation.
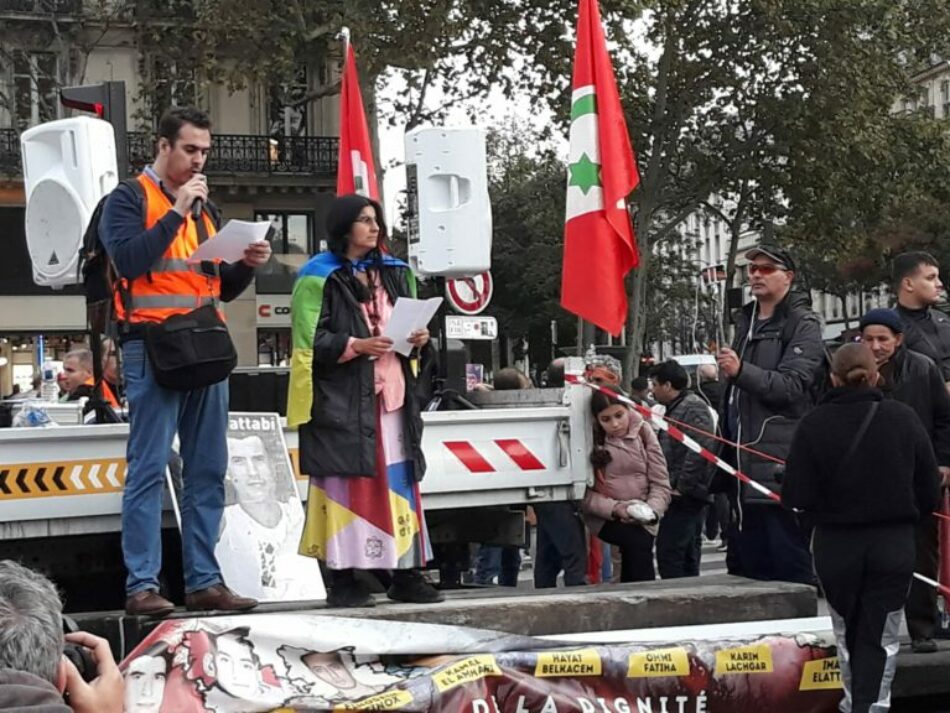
[191,197,203,220]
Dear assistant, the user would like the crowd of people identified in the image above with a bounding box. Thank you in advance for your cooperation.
[0,102,947,713]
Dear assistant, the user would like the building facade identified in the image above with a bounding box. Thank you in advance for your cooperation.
[0,1,342,393]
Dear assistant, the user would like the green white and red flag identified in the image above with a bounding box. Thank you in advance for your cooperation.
[561,0,640,336]
[337,35,379,200]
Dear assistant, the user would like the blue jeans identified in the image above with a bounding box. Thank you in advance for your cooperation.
[473,546,521,586]
[533,502,587,588]
[121,339,229,595]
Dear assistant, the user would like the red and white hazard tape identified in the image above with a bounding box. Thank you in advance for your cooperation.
[568,375,780,503]
[567,375,950,599]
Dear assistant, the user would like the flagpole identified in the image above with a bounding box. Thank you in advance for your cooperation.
[337,26,350,54]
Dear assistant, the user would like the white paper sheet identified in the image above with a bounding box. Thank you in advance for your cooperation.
[383,297,443,356]
[188,220,271,263]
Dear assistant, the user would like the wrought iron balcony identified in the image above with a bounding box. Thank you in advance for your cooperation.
[1,128,338,177]
[0,0,81,14]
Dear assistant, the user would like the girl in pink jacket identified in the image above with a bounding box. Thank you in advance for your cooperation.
[583,390,672,581]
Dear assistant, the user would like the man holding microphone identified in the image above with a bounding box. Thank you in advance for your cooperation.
[100,107,271,616]
[716,245,827,585]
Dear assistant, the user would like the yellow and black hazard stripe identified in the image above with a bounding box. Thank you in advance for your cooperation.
[0,459,126,500]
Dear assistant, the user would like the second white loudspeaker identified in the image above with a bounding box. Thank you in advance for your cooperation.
[404,127,492,278]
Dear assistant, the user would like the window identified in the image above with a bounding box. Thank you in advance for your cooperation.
[253,211,314,293]
[268,65,308,138]
[12,51,58,131]
[150,57,197,118]
[256,212,313,256]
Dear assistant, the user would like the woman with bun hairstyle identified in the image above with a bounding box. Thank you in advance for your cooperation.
[784,343,940,713]
[290,194,441,608]
[583,390,671,582]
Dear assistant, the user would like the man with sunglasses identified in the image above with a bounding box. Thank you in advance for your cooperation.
[716,245,827,585]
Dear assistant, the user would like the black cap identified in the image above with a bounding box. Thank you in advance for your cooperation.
[745,244,796,272]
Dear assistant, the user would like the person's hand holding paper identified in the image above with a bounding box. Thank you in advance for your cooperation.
[382,297,442,356]
[187,220,272,264]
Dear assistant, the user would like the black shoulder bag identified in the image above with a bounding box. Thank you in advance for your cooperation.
[144,211,237,391]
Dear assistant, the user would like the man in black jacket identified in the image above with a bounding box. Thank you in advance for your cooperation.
[892,252,950,383]
[717,245,827,584]
[860,308,950,654]
[652,360,718,578]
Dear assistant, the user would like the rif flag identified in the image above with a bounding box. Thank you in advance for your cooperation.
[337,36,379,200]
[561,0,640,336]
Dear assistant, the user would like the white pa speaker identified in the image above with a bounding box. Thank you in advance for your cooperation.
[404,127,492,277]
[21,116,118,288]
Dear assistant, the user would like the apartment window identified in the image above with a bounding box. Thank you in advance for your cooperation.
[268,65,308,138]
[150,57,197,116]
[256,212,313,255]
[12,51,58,131]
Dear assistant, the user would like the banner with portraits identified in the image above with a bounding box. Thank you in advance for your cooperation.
[120,614,842,713]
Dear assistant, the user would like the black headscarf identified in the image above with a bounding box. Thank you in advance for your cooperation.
[325,193,389,303]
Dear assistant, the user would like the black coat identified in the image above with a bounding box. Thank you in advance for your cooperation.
[784,387,940,526]
[658,391,718,503]
[722,291,827,504]
[896,303,950,381]
[298,265,428,480]
[880,346,950,466]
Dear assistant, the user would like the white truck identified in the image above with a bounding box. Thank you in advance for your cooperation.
[0,384,594,604]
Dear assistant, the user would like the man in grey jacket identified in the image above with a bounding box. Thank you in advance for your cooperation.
[652,360,718,578]
[717,245,827,585]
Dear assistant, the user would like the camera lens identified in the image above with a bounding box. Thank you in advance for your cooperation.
[63,642,97,683]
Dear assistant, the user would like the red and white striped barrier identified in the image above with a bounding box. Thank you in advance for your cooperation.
[567,375,950,599]
[443,439,546,473]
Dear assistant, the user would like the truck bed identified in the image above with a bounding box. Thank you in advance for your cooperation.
[0,386,593,540]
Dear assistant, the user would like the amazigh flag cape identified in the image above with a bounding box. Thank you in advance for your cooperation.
[561,0,640,336]
[286,252,409,428]
[337,36,379,199]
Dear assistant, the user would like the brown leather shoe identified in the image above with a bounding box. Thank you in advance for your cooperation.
[125,590,175,618]
[185,584,258,612]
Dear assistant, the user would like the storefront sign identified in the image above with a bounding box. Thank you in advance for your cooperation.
[256,295,292,327]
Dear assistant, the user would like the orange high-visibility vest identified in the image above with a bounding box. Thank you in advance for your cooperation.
[114,173,222,324]
[82,375,120,408]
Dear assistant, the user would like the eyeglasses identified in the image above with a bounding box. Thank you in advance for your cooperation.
[748,263,787,276]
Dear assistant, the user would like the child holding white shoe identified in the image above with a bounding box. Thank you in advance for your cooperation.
[583,390,672,582]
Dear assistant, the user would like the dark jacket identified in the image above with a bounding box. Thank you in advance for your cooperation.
[879,345,950,466]
[658,390,718,502]
[298,265,428,480]
[896,303,950,381]
[723,290,826,504]
[0,669,70,712]
[697,380,723,415]
[783,387,940,526]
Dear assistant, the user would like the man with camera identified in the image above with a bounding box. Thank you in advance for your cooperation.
[100,106,271,616]
[0,560,123,712]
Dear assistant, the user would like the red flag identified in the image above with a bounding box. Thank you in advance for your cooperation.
[337,40,379,200]
[561,0,640,336]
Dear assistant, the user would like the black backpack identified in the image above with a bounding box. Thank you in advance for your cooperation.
[79,178,144,307]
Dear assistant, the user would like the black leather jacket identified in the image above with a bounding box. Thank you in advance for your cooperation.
[896,303,950,382]
[880,345,950,466]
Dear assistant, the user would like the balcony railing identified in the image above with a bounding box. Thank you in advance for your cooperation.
[2,128,338,177]
[0,0,81,14]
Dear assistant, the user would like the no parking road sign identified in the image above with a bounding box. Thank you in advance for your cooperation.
[445,271,493,315]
